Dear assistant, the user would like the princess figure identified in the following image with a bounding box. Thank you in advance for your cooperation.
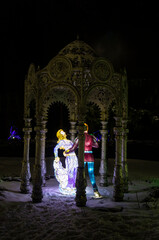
[53,129,78,194]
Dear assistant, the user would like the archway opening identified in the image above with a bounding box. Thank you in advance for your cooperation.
[46,102,70,157]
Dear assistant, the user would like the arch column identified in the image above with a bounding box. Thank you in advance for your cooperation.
[99,121,108,186]
[75,107,87,207]
[20,118,32,193]
[31,118,47,203]
[121,120,129,193]
[69,121,77,142]
[113,117,124,201]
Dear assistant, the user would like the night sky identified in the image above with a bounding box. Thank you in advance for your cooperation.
[1,0,159,141]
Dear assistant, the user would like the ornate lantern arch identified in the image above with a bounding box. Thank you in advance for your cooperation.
[85,83,119,117]
[20,39,128,206]
[39,84,79,121]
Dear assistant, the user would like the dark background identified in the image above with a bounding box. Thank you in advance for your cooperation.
[0,0,159,158]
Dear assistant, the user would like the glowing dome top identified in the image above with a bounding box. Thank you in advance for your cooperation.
[58,39,97,68]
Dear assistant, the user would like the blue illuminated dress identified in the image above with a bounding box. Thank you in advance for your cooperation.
[53,139,78,194]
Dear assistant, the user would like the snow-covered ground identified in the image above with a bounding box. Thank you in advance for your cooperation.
[0,157,159,240]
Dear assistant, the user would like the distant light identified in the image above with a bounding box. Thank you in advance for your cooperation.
[8,126,21,140]
[153,116,159,121]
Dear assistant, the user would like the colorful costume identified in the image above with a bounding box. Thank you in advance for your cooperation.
[66,130,101,197]
[54,138,78,195]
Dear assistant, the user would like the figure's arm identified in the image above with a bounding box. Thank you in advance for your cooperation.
[92,135,99,148]
[65,137,79,154]
[54,141,63,161]
[54,143,59,158]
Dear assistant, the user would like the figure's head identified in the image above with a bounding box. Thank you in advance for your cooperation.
[56,129,67,143]
[84,123,88,133]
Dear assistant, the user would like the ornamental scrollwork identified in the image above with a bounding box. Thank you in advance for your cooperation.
[48,56,72,81]
[91,58,114,82]
[86,86,116,112]
[26,63,36,86]
[39,73,50,88]
[70,69,95,94]
[108,73,121,92]
[40,86,77,119]
[58,40,96,68]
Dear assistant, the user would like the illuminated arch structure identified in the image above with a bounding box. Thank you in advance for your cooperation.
[20,39,128,206]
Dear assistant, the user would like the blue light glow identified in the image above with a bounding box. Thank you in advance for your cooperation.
[8,126,21,140]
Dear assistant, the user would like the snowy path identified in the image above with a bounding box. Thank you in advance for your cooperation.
[0,157,159,239]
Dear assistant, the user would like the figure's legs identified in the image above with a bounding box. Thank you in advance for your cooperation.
[84,162,102,198]
[87,162,98,192]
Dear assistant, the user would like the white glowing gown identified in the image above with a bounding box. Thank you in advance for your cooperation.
[53,139,78,194]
